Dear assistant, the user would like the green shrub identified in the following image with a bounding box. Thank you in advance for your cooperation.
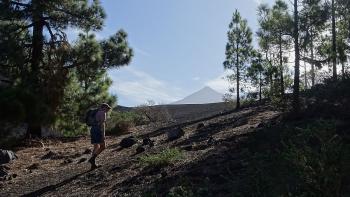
[106,111,142,135]
[243,119,349,197]
[280,120,346,197]
[167,186,195,197]
[107,120,133,136]
[140,148,184,168]
[0,87,54,125]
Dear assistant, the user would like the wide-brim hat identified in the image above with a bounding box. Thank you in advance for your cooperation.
[101,103,112,109]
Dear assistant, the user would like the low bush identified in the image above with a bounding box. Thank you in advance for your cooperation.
[241,119,350,197]
[106,111,142,135]
[140,148,184,168]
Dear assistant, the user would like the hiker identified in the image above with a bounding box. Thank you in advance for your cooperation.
[88,103,112,169]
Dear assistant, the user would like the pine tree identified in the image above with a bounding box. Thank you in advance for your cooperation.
[299,0,329,86]
[256,4,278,98]
[331,0,337,80]
[270,0,293,98]
[256,1,292,99]
[293,0,301,113]
[336,0,350,78]
[0,1,133,137]
[224,10,253,109]
[247,50,265,102]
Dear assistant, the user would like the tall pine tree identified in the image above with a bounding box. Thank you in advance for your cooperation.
[293,0,301,113]
[0,1,133,137]
[224,10,253,109]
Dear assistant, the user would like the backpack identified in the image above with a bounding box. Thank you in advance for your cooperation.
[85,109,98,126]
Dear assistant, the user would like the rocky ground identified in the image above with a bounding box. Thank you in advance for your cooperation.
[0,105,280,197]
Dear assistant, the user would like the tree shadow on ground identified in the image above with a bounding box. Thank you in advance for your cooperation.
[21,169,94,197]
[137,108,241,139]
[108,129,260,196]
[174,111,255,147]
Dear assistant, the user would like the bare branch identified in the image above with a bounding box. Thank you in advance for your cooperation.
[44,22,55,40]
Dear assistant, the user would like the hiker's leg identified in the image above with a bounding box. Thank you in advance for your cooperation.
[92,144,100,156]
[96,141,105,155]
[95,129,106,155]
[88,144,99,168]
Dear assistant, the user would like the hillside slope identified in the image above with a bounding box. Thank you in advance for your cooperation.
[2,76,350,196]
[0,105,280,196]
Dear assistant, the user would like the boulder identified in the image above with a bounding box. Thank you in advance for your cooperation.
[136,146,145,154]
[257,122,266,128]
[27,163,39,170]
[182,145,193,151]
[0,150,17,165]
[142,138,154,147]
[41,151,63,160]
[120,136,137,148]
[161,171,167,178]
[207,137,217,146]
[196,123,205,130]
[167,127,185,141]
[0,165,9,178]
[149,141,154,147]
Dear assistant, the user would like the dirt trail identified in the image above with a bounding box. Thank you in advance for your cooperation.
[0,105,280,196]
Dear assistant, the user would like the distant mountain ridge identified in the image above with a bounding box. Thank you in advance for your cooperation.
[172,86,223,105]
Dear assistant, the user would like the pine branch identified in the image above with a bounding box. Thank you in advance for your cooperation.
[10,1,30,7]
[301,55,330,65]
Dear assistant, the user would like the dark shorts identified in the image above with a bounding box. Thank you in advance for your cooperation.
[90,125,104,144]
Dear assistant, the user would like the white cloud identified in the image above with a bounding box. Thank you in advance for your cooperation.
[109,67,184,105]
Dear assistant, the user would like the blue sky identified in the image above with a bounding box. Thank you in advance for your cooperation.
[71,0,276,106]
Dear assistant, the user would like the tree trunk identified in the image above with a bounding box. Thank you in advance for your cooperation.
[331,0,337,80]
[310,29,315,86]
[265,52,272,98]
[342,62,345,80]
[304,60,307,89]
[27,0,44,138]
[259,72,262,102]
[31,0,44,79]
[293,0,300,113]
[268,53,274,96]
[26,124,42,139]
[236,43,240,109]
[279,34,284,98]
